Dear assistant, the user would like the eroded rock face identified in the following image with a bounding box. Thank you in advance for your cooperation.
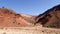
[0,8,35,27]
[35,4,60,28]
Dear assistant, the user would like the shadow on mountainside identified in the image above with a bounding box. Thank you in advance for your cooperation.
[35,4,60,28]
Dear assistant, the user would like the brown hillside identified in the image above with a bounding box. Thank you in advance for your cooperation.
[35,4,60,28]
[0,8,35,27]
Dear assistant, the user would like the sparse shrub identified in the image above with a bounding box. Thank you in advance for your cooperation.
[4,10,9,13]
[3,32,6,34]
[15,14,21,17]
[18,23,20,25]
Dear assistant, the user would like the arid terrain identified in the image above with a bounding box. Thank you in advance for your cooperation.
[0,4,60,34]
[0,26,60,34]
[0,8,36,27]
[35,4,60,28]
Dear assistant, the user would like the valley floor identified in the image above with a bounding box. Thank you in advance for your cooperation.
[0,26,60,34]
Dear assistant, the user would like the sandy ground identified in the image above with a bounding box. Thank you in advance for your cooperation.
[0,26,60,34]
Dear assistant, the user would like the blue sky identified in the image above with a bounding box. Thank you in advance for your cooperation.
[0,0,60,16]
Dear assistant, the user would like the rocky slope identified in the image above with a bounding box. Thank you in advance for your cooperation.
[0,8,35,27]
[35,4,60,28]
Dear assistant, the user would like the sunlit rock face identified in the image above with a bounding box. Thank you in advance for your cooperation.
[35,4,60,28]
